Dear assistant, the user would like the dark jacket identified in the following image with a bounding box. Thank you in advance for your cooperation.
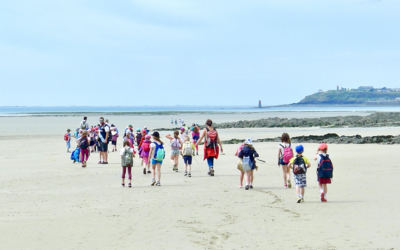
[238,145,259,164]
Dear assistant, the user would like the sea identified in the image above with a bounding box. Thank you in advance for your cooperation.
[0,105,400,116]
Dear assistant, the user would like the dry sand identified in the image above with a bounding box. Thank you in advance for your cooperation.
[0,113,399,249]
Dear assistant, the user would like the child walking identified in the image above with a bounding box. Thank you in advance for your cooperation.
[111,126,119,152]
[64,129,71,153]
[278,133,294,188]
[288,145,311,203]
[149,132,165,186]
[235,141,246,188]
[192,127,200,155]
[77,130,90,168]
[238,138,259,190]
[165,130,182,172]
[140,135,152,174]
[121,140,135,187]
[182,136,195,177]
[314,143,334,202]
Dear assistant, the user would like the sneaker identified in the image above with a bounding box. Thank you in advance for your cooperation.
[175,169,178,172]
[249,185,253,189]
[128,183,132,188]
[151,180,156,186]
[143,168,146,174]
[239,185,243,188]
[147,170,151,174]
[210,168,215,176]
[184,171,187,176]
[284,184,288,189]
[320,193,325,202]
[173,164,177,171]
[188,172,191,177]
[297,198,302,203]
[207,171,211,176]
[196,152,199,155]
[301,198,304,202]
[156,182,161,186]
[245,185,249,190]
[287,180,292,188]
[73,160,76,164]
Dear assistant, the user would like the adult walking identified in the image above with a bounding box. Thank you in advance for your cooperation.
[195,119,223,176]
[98,117,110,164]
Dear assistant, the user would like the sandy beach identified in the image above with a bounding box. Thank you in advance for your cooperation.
[0,112,399,249]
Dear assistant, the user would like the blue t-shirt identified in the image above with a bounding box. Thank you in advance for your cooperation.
[68,133,71,142]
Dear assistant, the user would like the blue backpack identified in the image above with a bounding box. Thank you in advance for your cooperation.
[153,142,165,161]
[317,154,333,178]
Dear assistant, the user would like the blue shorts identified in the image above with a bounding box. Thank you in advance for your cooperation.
[183,155,192,165]
[66,141,71,148]
[280,158,288,165]
[151,159,163,165]
[294,174,307,187]
[170,149,180,156]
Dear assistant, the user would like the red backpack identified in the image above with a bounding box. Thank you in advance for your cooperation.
[206,128,218,148]
[142,141,151,152]
[64,133,69,141]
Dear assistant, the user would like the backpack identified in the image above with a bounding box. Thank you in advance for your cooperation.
[206,128,218,148]
[153,142,165,161]
[281,144,293,164]
[142,141,151,152]
[136,133,142,145]
[318,154,333,178]
[121,147,133,167]
[193,134,200,143]
[183,142,193,156]
[80,120,87,130]
[170,138,181,149]
[293,156,307,175]
[64,133,69,141]
[242,156,252,171]
[79,137,88,149]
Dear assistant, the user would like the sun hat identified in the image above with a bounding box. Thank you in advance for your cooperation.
[145,135,151,139]
[152,131,160,137]
[144,126,148,129]
[128,125,132,128]
[180,127,185,131]
[126,130,131,134]
[79,129,83,132]
[88,129,92,132]
[245,138,253,145]
[192,123,195,126]
[137,128,141,132]
[295,145,304,153]
[319,143,328,151]
[141,129,147,134]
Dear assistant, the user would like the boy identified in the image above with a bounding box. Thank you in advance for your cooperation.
[288,145,311,203]
[65,129,71,153]
[181,136,195,177]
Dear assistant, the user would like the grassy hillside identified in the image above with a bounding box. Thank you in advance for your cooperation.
[298,90,400,104]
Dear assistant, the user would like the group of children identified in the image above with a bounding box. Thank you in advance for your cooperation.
[275,133,334,203]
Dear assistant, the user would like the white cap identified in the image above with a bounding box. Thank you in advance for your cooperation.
[245,138,253,145]
[144,126,148,129]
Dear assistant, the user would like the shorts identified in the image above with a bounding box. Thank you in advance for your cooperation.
[183,155,192,165]
[112,141,117,146]
[66,141,71,148]
[151,159,163,165]
[280,158,288,165]
[90,141,95,146]
[294,174,307,187]
[170,149,180,156]
[318,177,332,184]
[143,156,149,164]
[99,141,108,152]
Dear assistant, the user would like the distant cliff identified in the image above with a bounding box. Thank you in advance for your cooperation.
[297,90,400,105]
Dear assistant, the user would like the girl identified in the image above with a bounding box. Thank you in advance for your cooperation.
[238,138,259,190]
[149,132,165,186]
[121,140,135,187]
[278,133,294,188]
[181,136,195,177]
[192,126,200,155]
[140,135,152,174]
[77,130,90,168]
[195,119,223,176]
[165,130,182,172]
[314,143,333,202]
[180,127,187,144]
[111,125,119,152]
[124,130,134,148]
[88,129,95,153]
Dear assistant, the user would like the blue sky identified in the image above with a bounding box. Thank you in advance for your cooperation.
[1,0,399,106]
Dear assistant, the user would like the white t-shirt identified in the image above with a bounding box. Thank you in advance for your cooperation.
[120,147,134,155]
[180,132,187,142]
[278,143,292,157]
[104,125,110,132]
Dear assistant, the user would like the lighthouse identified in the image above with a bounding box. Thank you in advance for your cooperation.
[258,100,262,108]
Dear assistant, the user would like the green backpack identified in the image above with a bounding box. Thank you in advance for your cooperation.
[121,147,133,167]
[153,142,165,161]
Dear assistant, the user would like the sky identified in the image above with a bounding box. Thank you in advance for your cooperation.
[1,0,399,106]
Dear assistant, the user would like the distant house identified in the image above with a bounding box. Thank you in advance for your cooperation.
[358,86,374,91]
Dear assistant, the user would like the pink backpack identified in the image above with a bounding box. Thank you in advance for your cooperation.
[281,144,293,163]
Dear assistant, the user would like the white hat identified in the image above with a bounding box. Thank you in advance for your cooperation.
[144,126,148,129]
[245,138,253,145]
